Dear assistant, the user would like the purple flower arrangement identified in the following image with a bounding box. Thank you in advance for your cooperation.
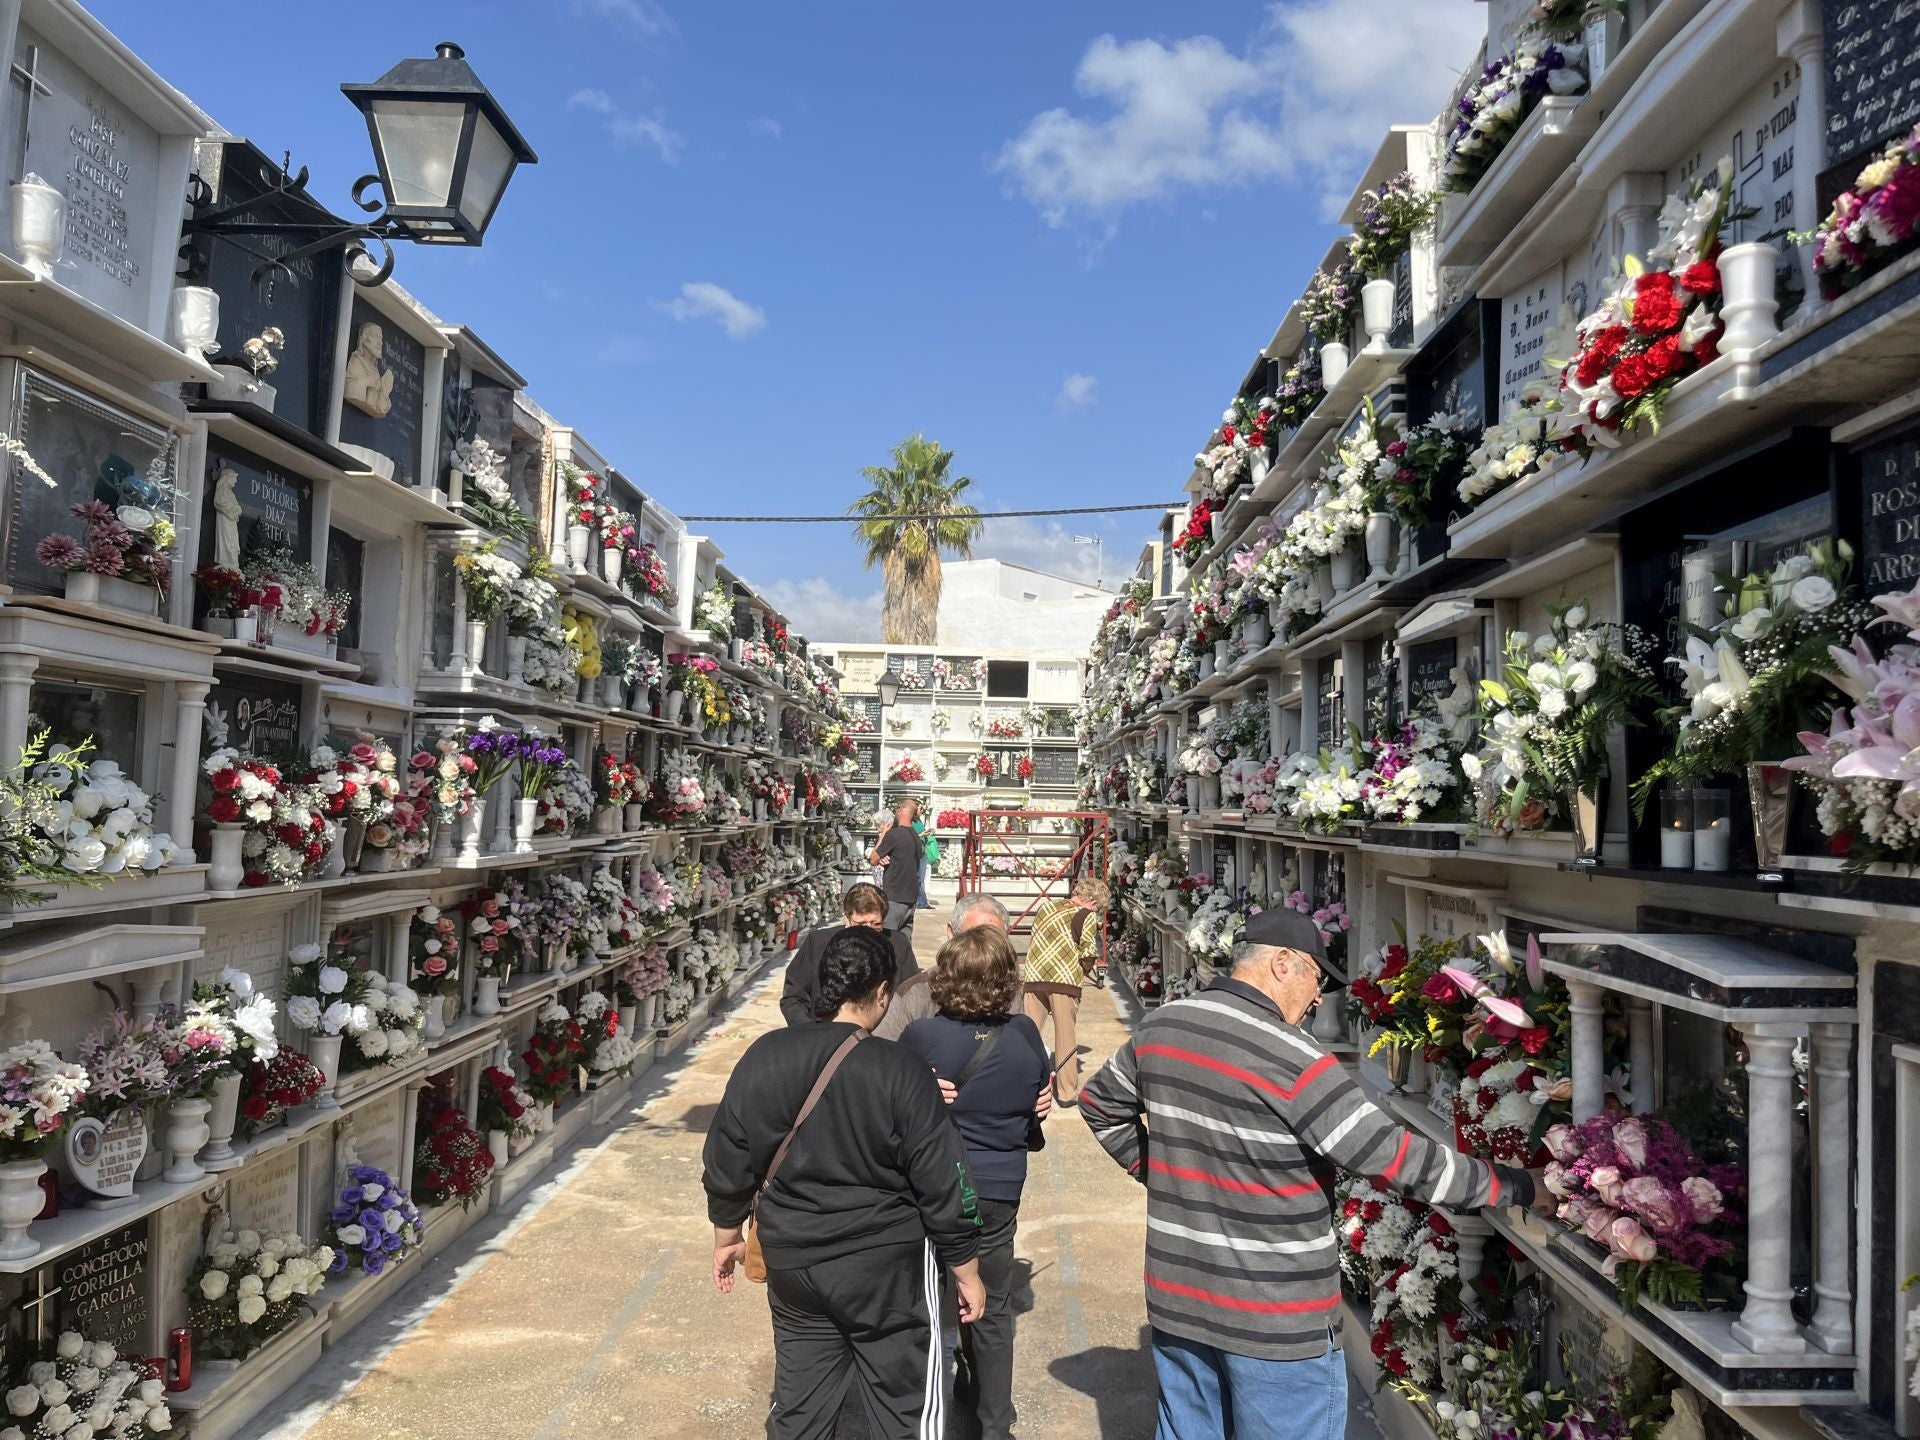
[1542,1114,1745,1309]
[1442,40,1587,195]
[323,1163,423,1276]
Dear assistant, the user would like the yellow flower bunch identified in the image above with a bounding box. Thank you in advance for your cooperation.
[563,607,603,679]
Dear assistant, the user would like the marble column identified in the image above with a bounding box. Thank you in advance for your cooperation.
[448,565,471,677]
[131,974,171,1018]
[168,682,211,858]
[490,778,514,857]
[386,911,414,986]
[1611,173,1667,263]
[1731,1022,1808,1353]
[1779,0,1825,315]
[1568,979,1605,1124]
[0,653,40,791]
[1627,996,1655,1115]
[1808,1021,1855,1354]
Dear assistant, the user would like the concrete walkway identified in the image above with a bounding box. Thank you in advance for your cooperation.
[248,926,1384,1440]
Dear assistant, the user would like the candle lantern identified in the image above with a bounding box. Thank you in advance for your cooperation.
[1692,786,1731,873]
[1658,787,1694,870]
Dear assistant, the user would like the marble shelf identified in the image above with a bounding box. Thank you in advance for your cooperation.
[1540,930,1857,1023]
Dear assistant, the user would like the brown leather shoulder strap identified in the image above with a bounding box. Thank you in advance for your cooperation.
[757,1032,863,1208]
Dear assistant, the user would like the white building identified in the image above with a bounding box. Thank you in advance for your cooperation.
[934,559,1110,655]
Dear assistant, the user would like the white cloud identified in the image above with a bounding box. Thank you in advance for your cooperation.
[762,578,883,642]
[567,0,674,37]
[567,88,684,163]
[995,2,1483,226]
[1056,372,1099,411]
[974,514,1112,586]
[751,116,784,140]
[655,281,766,338]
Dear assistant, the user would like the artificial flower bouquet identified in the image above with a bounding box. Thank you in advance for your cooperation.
[193,563,268,619]
[1184,887,1248,967]
[452,537,520,624]
[1361,714,1472,825]
[522,1001,586,1104]
[1464,600,1658,832]
[1442,36,1587,195]
[304,737,401,834]
[695,580,735,639]
[1275,746,1367,832]
[0,1038,88,1160]
[0,1330,175,1436]
[1543,1114,1745,1309]
[1300,264,1359,347]
[1381,413,1473,532]
[1559,161,1740,446]
[72,1008,183,1119]
[409,734,477,832]
[237,1050,324,1137]
[597,751,643,809]
[241,549,351,640]
[537,759,595,836]
[575,992,641,1078]
[986,715,1025,740]
[562,463,603,531]
[1786,577,1920,868]
[16,735,179,878]
[1451,1054,1563,1164]
[453,435,530,539]
[1347,171,1439,279]
[284,946,424,1070]
[506,560,561,638]
[479,1064,535,1143]
[1634,539,1867,813]
[1807,122,1920,298]
[36,498,174,595]
[412,1097,495,1210]
[188,1228,334,1359]
[532,872,592,963]
[1172,501,1212,564]
[1270,358,1325,429]
[624,538,676,606]
[411,903,460,997]
[1337,1175,1461,1387]
[888,754,925,784]
[323,1163,423,1276]
[204,743,332,885]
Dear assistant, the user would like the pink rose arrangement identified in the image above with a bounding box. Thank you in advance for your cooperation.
[1542,1113,1745,1309]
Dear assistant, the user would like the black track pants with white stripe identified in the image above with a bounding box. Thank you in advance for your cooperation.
[766,1238,943,1440]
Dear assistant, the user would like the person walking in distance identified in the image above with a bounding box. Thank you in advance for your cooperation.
[1079,909,1553,1440]
[912,799,936,910]
[899,926,1048,1440]
[781,881,917,1026]
[874,892,1010,1042]
[1020,876,1109,1106]
[706,927,984,1440]
[868,799,924,940]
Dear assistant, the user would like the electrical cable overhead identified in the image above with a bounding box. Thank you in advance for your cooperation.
[678,502,1184,523]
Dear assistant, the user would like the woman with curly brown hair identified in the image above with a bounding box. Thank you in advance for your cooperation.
[899,925,1049,1440]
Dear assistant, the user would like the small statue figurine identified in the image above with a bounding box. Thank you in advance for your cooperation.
[344,321,394,418]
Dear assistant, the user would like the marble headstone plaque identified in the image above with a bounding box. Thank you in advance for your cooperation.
[1404,638,1458,715]
[195,908,294,998]
[10,25,164,325]
[203,443,315,565]
[1859,424,1920,596]
[1496,263,1562,418]
[1422,888,1493,941]
[56,1220,151,1357]
[208,673,303,759]
[347,1088,408,1180]
[227,1147,301,1235]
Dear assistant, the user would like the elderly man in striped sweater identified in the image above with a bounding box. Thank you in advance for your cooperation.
[1081,907,1549,1440]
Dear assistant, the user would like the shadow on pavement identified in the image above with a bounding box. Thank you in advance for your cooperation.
[1046,1324,1157,1440]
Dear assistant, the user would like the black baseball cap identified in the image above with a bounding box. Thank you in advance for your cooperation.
[1244,907,1349,989]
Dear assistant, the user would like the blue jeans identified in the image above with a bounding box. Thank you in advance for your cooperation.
[917,859,931,908]
[1151,1330,1345,1440]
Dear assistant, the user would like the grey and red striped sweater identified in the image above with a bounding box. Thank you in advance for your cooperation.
[1081,976,1534,1362]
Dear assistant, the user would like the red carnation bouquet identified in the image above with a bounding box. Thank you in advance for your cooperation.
[521,1002,585,1106]
[237,1051,325,1136]
[564,464,603,530]
[1559,161,1742,447]
[412,1098,495,1211]
[974,754,996,778]
[478,1065,534,1142]
[1016,755,1035,781]
[202,744,333,886]
[1172,500,1213,564]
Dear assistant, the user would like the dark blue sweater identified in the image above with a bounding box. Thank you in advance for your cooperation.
[900,1013,1049,1202]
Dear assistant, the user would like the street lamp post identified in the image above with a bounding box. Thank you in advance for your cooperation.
[875,667,901,816]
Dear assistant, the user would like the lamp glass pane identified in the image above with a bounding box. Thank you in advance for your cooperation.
[368,99,469,209]
[458,115,516,229]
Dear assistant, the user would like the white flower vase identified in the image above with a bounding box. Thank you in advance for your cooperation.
[1361,278,1395,353]
[424,993,447,1042]
[430,819,457,865]
[644,992,662,1030]
[592,806,617,836]
[1197,774,1221,812]
[691,974,707,999]
[465,620,490,674]
[307,1034,343,1111]
[167,283,221,359]
[0,1159,47,1261]
[603,547,623,587]
[459,796,488,863]
[665,689,687,726]
[1321,339,1350,387]
[1208,512,1222,544]
[10,177,64,280]
[1249,448,1270,490]
[1364,513,1394,582]
[487,1130,510,1168]
[1330,548,1359,594]
[535,1101,554,1133]
[1246,613,1270,650]
[729,637,746,663]
[474,974,502,1017]
[321,820,346,879]
[567,523,591,570]
[623,801,646,830]
[200,1071,244,1172]
[208,823,246,892]
[753,798,769,822]
[514,797,539,853]
[505,635,528,684]
[1213,640,1231,671]
[1314,564,1334,606]
[618,1004,638,1036]
[359,845,394,874]
[1718,241,1780,354]
[162,1098,212,1184]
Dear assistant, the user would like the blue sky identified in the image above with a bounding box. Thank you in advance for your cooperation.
[95,0,1485,640]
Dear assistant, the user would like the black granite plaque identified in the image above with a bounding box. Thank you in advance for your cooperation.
[56,1220,150,1358]
[1315,659,1339,742]
[204,443,314,565]
[337,298,426,485]
[1031,747,1078,787]
[1362,636,1395,733]
[1405,638,1457,715]
[210,673,303,758]
[1859,423,1920,596]
[1822,0,1920,170]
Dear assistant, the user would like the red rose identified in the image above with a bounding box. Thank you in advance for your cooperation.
[242,1095,269,1120]
[1342,1198,1361,1218]
[1678,260,1720,295]
[208,796,240,824]
[1349,1230,1367,1252]
[1384,1349,1410,1378]
[211,768,240,793]
[424,956,448,976]
[1520,1026,1551,1055]
[1443,1312,1470,1342]
[1362,1199,1383,1222]
[1631,271,1682,334]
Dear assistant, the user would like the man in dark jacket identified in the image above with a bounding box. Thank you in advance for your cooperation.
[706,928,983,1439]
[1081,909,1550,1440]
[868,799,924,938]
[780,882,918,1026]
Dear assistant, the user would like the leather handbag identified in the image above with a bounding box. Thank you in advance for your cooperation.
[744,1032,862,1283]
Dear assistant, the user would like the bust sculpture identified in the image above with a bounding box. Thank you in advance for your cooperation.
[343,321,394,418]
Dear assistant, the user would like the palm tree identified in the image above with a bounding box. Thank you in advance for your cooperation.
[850,435,984,644]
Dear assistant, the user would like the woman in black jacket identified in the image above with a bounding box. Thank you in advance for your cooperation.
[899,925,1049,1440]
[704,927,984,1440]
